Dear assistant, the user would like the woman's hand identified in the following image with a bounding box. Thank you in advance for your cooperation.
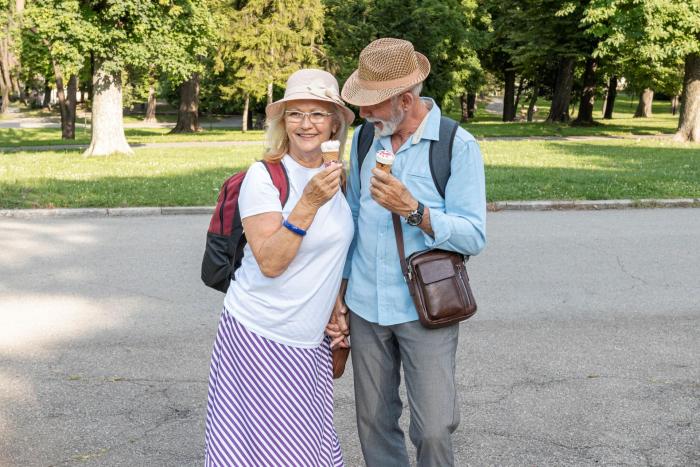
[302,162,343,209]
[326,281,350,349]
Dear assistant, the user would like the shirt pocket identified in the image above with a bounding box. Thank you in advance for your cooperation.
[405,171,439,202]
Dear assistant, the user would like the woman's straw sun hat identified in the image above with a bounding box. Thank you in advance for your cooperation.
[341,38,431,107]
[266,69,355,124]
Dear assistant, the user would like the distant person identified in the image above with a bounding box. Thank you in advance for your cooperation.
[327,38,487,467]
[204,69,354,466]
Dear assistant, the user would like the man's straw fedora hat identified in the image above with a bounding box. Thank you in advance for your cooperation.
[266,69,355,124]
[341,38,431,107]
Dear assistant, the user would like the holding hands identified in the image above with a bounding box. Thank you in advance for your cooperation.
[326,282,350,349]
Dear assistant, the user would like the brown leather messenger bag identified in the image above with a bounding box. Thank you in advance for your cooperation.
[392,214,477,328]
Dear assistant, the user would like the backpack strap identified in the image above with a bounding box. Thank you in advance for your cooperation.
[429,116,459,199]
[356,122,375,184]
[262,160,290,206]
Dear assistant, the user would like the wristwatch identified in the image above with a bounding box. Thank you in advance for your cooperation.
[406,201,424,226]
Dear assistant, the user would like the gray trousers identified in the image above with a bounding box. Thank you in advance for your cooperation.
[350,312,460,467]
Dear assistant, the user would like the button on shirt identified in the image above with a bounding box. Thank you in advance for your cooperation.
[344,98,486,325]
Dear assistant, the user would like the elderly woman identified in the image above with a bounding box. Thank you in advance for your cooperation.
[204,69,355,466]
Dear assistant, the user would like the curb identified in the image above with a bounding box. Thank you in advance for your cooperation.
[1,199,699,219]
[488,198,700,211]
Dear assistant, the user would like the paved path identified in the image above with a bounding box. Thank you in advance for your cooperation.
[1,210,698,466]
[485,97,504,115]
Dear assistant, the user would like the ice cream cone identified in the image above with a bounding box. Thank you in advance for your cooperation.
[321,140,341,166]
[375,149,395,173]
[322,151,340,165]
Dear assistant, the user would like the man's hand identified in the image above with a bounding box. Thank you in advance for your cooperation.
[369,168,418,217]
[325,281,350,349]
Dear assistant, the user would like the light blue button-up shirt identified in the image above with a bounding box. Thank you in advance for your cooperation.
[343,98,486,325]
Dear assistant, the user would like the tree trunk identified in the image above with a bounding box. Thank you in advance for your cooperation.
[460,92,468,122]
[53,65,77,139]
[10,74,20,96]
[603,75,617,119]
[673,53,700,142]
[267,82,273,107]
[503,68,516,122]
[513,78,525,116]
[0,51,10,114]
[546,57,575,123]
[144,83,157,123]
[467,93,476,119]
[573,57,598,125]
[42,83,51,108]
[671,95,680,115]
[63,75,77,139]
[633,88,654,118]
[0,68,8,114]
[83,65,133,156]
[171,73,200,133]
[527,83,539,122]
[242,94,249,132]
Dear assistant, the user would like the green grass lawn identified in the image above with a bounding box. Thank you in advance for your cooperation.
[1,139,697,209]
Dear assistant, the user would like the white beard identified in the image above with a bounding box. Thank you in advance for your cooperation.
[367,106,405,137]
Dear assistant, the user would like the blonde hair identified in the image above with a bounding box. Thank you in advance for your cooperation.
[263,103,350,165]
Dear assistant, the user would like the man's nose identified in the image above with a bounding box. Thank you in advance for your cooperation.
[359,107,370,119]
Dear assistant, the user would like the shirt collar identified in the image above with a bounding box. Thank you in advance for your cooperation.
[411,97,440,144]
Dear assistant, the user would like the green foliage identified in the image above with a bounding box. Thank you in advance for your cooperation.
[324,0,482,107]
[583,0,700,93]
[479,0,594,90]
[21,0,217,100]
[216,0,324,102]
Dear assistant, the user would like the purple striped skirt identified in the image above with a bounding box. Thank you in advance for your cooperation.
[204,308,344,466]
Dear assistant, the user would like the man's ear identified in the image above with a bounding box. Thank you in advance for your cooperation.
[402,91,415,110]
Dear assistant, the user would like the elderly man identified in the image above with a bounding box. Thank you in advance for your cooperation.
[327,38,487,466]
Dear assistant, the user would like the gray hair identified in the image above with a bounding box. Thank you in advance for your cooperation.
[390,81,424,107]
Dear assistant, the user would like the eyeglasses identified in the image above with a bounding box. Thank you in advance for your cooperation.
[284,110,333,124]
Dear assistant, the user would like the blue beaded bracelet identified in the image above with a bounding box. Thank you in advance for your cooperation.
[282,219,307,236]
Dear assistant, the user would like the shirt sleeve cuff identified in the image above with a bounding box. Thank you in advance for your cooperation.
[422,208,450,248]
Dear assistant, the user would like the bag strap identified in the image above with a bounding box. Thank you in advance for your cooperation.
[261,160,290,206]
[391,213,415,296]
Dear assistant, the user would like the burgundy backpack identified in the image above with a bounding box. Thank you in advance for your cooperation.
[201,161,290,293]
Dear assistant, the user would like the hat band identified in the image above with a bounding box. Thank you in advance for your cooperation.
[356,68,425,91]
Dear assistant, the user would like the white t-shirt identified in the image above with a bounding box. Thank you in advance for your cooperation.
[223,155,354,348]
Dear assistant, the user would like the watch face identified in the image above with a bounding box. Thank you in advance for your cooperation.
[407,212,422,226]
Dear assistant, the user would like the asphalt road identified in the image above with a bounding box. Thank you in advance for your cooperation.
[1,209,698,466]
